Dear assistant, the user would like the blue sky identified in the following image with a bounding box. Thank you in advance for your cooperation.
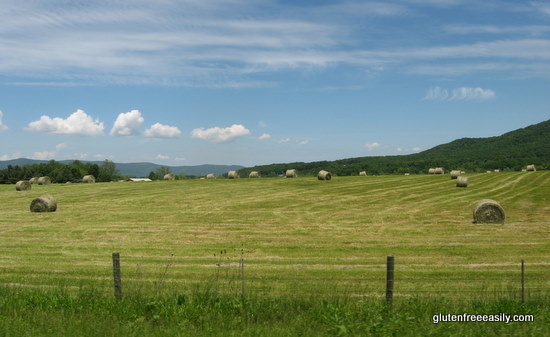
[0,0,549,167]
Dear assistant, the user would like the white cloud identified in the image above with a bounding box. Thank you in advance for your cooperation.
[299,140,309,145]
[174,157,186,162]
[0,152,21,161]
[32,151,56,160]
[55,143,67,151]
[156,154,169,160]
[424,86,496,100]
[397,147,404,152]
[110,110,144,136]
[365,142,381,151]
[259,133,271,140]
[145,123,181,138]
[191,124,250,143]
[412,146,421,152]
[0,110,7,132]
[26,109,104,136]
[278,138,291,144]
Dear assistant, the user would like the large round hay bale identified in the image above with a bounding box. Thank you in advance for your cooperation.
[359,171,367,176]
[163,174,175,181]
[434,167,444,175]
[456,176,468,188]
[16,180,32,191]
[526,165,536,172]
[29,177,39,184]
[318,170,332,181]
[249,171,260,178]
[30,195,57,212]
[37,176,51,185]
[285,169,297,178]
[428,168,436,174]
[227,170,240,179]
[450,170,461,179]
[472,199,505,224]
[206,173,216,179]
[82,175,96,183]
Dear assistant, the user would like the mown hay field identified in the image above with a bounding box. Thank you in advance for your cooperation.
[0,172,548,299]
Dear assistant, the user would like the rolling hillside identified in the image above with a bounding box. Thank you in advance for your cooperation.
[242,119,550,177]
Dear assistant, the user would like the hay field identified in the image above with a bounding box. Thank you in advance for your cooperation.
[0,172,548,299]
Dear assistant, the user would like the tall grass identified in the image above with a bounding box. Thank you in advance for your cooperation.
[1,284,548,336]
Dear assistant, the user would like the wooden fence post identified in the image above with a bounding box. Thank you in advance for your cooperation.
[521,260,525,303]
[241,257,245,300]
[112,252,122,300]
[386,256,394,304]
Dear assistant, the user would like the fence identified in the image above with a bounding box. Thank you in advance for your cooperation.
[109,253,546,303]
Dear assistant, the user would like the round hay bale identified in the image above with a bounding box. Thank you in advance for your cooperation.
[434,167,444,175]
[494,169,500,173]
[472,199,505,224]
[285,169,297,178]
[359,171,367,176]
[450,170,461,179]
[526,164,536,172]
[318,170,332,181]
[163,173,175,181]
[227,170,240,179]
[82,175,96,183]
[37,176,51,185]
[16,180,32,191]
[249,171,260,178]
[456,176,468,188]
[206,173,216,179]
[29,177,39,184]
[30,195,57,212]
[428,168,436,174]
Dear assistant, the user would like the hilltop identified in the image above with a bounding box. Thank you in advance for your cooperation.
[241,119,550,176]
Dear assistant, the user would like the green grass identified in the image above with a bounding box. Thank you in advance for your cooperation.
[0,172,549,335]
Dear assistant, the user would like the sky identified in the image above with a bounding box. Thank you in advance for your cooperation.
[0,0,549,167]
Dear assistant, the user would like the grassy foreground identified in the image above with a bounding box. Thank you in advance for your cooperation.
[0,172,549,335]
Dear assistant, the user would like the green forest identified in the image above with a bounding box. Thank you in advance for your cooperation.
[0,160,120,184]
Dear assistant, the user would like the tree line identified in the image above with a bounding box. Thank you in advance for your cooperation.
[0,160,121,184]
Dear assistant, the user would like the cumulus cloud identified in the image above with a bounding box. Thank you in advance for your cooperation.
[365,142,381,151]
[259,133,272,140]
[110,110,144,136]
[424,86,496,101]
[26,109,104,136]
[299,140,309,145]
[156,154,169,160]
[145,123,181,138]
[0,111,7,132]
[190,124,250,143]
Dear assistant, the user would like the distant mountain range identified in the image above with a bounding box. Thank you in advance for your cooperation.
[0,159,244,177]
